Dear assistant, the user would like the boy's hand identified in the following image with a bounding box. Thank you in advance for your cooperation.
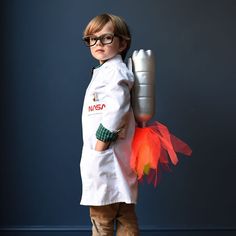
[95,140,110,151]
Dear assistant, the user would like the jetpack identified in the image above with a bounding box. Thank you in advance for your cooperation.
[128,50,192,187]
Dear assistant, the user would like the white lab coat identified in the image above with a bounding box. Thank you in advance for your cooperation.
[80,55,138,206]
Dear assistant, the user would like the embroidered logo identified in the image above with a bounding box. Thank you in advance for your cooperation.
[88,104,106,112]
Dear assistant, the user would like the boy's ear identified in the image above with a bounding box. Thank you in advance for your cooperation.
[119,40,127,53]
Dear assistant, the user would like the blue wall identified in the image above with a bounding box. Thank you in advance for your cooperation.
[1,0,236,235]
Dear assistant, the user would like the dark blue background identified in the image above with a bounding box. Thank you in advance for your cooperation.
[1,0,236,235]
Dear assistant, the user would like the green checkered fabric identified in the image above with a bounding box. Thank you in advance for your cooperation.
[96,123,118,142]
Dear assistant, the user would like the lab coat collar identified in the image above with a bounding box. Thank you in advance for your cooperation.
[94,54,123,70]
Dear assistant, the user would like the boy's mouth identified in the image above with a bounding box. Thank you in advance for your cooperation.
[95,49,105,53]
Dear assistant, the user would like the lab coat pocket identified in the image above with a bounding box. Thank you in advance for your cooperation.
[81,147,117,190]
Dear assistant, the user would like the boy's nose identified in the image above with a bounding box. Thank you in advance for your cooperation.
[95,39,103,46]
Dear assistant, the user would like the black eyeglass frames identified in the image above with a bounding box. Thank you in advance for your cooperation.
[82,33,117,47]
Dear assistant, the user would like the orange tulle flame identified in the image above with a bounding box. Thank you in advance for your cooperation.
[130,121,192,187]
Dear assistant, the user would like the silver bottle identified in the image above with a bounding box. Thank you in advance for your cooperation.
[128,49,155,127]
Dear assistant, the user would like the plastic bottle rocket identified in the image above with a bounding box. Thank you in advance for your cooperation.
[129,49,192,186]
[128,49,155,127]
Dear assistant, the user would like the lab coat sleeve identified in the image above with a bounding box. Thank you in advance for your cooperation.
[97,66,133,140]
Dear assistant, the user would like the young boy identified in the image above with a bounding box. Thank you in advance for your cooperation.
[80,13,139,235]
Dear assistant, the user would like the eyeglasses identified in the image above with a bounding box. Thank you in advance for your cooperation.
[83,33,117,47]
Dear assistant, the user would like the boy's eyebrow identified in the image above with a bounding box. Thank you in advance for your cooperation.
[89,32,114,37]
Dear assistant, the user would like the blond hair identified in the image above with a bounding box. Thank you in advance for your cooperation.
[83,13,131,60]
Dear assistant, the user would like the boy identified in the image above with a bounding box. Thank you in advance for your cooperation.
[80,13,139,236]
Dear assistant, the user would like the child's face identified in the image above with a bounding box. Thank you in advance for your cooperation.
[89,21,126,64]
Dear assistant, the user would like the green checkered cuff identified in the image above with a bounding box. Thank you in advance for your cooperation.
[96,123,118,142]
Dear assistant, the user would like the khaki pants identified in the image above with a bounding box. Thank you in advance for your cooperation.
[90,202,139,236]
